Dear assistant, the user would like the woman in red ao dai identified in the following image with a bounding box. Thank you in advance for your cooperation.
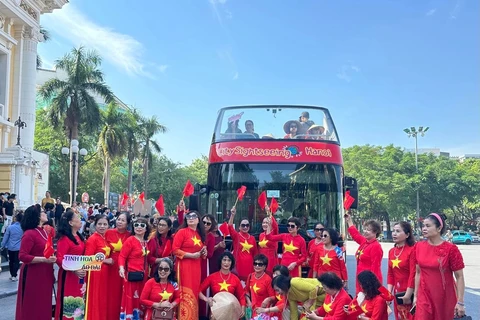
[387,222,415,320]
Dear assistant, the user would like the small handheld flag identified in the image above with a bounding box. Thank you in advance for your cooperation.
[258,191,267,210]
[344,190,355,211]
[270,197,279,215]
[43,232,54,258]
[138,192,145,205]
[155,194,165,216]
[182,180,194,198]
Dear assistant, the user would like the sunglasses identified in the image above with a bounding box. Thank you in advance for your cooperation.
[253,262,265,267]
[158,267,170,272]
[288,224,297,229]
[322,234,329,238]
[314,228,324,232]
[186,214,198,220]
[203,221,212,226]
[241,223,250,228]
[134,223,147,228]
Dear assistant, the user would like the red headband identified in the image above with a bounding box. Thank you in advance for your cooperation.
[429,213,443,230]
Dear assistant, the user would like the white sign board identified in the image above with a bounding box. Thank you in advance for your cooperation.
[33,150,49,204]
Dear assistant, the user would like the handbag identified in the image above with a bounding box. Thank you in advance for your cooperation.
[127,271,144,282]
[127,241,147,282]
[152,308,174,320]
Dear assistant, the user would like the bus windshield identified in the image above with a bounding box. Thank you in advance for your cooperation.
[213,105,339,143]
[207,162,344,234]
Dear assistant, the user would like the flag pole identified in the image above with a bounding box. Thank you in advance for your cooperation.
[233,196,239,208]
[84,270,91,319]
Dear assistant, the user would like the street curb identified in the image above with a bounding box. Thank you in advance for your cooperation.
[0,289,17,299]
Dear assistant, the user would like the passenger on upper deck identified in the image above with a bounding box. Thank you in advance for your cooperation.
[225,119,242,134]
[299,111,315,132]
[306,125,325,140]
[262,133,275,139]
[244,120,260,139]
[283,120,305,139]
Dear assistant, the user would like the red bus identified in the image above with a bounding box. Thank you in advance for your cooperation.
[196,105,356,239]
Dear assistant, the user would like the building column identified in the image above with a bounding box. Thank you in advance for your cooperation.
[9,25,24,147]
[18,26,39,152]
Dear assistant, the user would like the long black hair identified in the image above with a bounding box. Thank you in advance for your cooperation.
[155,217,173,246]
[21,205,41,231]
[358,270,381,300]
[179,210,206,242]
[56,209,85,245]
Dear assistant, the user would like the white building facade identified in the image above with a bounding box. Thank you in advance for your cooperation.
[0,0,66,208]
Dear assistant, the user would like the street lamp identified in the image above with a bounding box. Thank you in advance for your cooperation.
[62,139,88,206]
[403,126,429,226]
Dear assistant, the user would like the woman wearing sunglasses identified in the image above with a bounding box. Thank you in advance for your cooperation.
[245,254,276,318]
[141,258,180,320]
[200,214,218,319]
[306,223,325,278]
[228,207,258,281]
[119,217,151,320]
[311,228,347,285]
[199,252,246,318]
[266,217,307,277]
[172,210,207,320]
[147,217,173,277]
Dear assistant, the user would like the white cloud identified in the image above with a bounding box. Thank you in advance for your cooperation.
[156,65,169,73]
[450,0,462,19]
[41,4,164,78]
[426,8,437,16]
[232,72,239,80]
[336,63,360,82]
[209,0,232,25]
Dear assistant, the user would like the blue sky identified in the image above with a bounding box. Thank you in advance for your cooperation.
[39,0,480,165]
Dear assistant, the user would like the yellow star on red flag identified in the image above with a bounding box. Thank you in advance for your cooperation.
[111,239,123,252]
[191,235,202,247]
[391,257,402,268]
[321,253,333,266]
[240,240,253,253]
[159,289,172,301]
[258,238,269,248]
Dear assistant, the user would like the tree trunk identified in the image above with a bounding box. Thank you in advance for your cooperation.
[144,156,149,199]
[104,157,111,207]
[127,154,134,196]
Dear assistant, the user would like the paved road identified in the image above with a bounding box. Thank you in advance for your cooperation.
[0,241,478,319]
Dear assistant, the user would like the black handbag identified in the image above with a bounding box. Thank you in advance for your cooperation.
[127,271,145,282]
[127,241,147,282]
[394,291,414,305]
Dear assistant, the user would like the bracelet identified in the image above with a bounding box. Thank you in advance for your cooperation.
[457,301,465,306]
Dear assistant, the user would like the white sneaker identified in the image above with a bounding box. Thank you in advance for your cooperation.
[13,277,18,281]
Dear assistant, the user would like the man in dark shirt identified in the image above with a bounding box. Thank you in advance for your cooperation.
[54,197,65,227]
[2,194,16,233]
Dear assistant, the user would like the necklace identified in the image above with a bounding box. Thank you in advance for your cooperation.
[314,239,322,245]
[159,281,168,291]
[393,244,405,259]
[239,232,251,241]
[330,290,340,303]
[35,228,48,241]
[220,271,231,281]
[254,272,265,280]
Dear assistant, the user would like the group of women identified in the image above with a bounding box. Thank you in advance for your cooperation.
[13,197,467,320]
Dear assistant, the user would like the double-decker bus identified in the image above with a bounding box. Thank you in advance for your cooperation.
[194,105,356,240]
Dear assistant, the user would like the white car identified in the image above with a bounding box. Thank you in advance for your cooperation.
[468,232,480,243]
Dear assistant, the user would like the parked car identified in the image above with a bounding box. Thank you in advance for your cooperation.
[468,232,480,243]
[452,230,473,245]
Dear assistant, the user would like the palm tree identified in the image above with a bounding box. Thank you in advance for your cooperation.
[37,27,51,68]
[139,116,167,198]
[98,103,127,205]
[39,46,114,204]
[125,109,142,196]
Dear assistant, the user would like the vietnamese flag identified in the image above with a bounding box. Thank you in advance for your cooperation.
[344,190,355,210]
[120,192,129,207]
[257,191,267,210]
[43,232,54,258]
[156,194,165,216]
[183,180,194,198]
[218,222,230,237]
[138,192,145,205]
[237,185,247,201]
[270,197,279,214]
